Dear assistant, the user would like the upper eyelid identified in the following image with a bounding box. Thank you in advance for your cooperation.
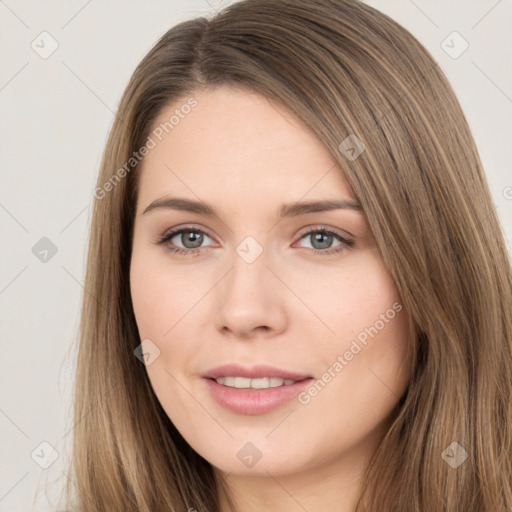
[161,224,215,240]
[296,225,350,239]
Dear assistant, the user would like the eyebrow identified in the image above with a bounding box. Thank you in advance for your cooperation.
[141,196,363,220]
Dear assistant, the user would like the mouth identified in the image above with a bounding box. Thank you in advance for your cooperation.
[202,363,314,415]
[202,362,312,382]
[214,376,298,389]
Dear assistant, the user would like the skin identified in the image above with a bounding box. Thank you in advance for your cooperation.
[130,86,412,512]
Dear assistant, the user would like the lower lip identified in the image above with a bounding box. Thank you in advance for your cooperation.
[203,377,314,415]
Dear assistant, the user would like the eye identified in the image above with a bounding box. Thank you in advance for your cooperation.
[156,225,354,257]
[157,227,216,256]
[294,227,354,255]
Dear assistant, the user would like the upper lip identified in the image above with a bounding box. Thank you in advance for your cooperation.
[202,363,312,381]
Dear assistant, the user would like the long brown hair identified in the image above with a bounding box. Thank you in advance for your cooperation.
[63,0,512,510]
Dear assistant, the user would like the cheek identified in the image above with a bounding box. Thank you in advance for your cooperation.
[129,243,217,407]
[129,243,212,341]
[297,248,411,409]
[129,251,202,421]
[292,247,403,341]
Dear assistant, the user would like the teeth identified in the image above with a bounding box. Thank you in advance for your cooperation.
[215,376,297,389]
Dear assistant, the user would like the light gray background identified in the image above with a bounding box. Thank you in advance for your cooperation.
[1,1,511,510]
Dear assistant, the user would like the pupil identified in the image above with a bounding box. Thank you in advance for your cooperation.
[182,231,203,249]
[312,232,332,250]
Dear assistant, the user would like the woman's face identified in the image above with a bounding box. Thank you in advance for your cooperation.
[130,86,411,479]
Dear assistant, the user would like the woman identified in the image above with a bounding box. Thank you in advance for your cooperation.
[64,0,512,510]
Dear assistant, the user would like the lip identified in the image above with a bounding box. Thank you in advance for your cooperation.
[202,363,312,381]
[204,378,314,415]
[202,363,314,415]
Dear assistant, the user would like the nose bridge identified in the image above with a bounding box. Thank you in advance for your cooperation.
[213,236,288,336]
[234,234,265,266]
[226,237,272,301]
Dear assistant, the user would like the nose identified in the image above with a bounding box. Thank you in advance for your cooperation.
[213,249,288,339]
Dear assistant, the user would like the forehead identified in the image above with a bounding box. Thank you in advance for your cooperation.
[137,86,355,208]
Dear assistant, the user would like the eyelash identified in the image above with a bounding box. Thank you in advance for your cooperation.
[156,225,354,257]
